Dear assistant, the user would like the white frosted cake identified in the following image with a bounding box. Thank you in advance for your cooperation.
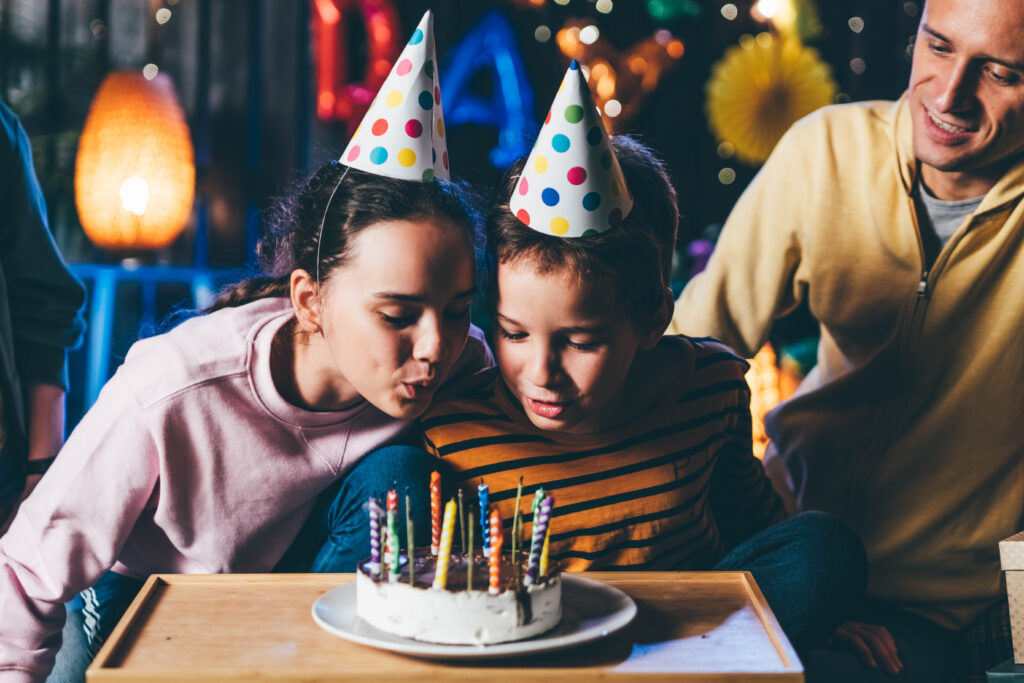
[356,549,562,645]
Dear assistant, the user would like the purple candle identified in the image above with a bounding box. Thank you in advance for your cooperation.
[478,483,490,557]
[525,495,553,586]
[368,497,383,576]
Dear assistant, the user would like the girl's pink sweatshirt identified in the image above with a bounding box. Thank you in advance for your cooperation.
[0,298,491,681]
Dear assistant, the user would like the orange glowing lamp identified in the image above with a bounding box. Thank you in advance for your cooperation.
[74,71,195,251]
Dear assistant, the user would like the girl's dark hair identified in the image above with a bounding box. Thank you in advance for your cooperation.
[487,135,679,331]
[207,162,482,312]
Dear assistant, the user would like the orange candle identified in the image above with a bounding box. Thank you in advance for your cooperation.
[489,508,503,595]
[430,471,441,554]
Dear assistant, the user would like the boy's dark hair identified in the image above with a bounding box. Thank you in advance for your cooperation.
[487,135,679,330]
[208,162,482,312]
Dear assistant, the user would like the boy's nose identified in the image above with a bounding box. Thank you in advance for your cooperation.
[526,346,561,388]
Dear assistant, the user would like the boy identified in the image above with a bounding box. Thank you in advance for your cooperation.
[422,63,865,653]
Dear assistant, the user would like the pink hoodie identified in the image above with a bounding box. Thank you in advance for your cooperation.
[0,298,491,681]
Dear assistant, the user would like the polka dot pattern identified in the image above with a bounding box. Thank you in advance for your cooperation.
[339,10,449,182]
[508,61,633,237]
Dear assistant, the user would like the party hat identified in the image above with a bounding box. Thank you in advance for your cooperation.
[341,11,449,182]
[509,61,632,238]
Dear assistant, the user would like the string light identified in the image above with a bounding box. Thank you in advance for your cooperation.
[535,25,551,42]
[848,16,864,33]
[155,8,171,24]
[850,57,866,75]
[142,63,159,80]
[717,141,735,159]
[596,0,613,13]
[721,3,738,20]
[579,25,600,45]
[718,167,736,184]
[755,0,778,19]
[604,99,622,117]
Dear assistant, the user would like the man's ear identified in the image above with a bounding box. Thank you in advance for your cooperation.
[639,286,674,350]
[290,269,322,335]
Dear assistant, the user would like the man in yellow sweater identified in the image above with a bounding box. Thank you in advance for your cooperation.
[669,0,1024,680]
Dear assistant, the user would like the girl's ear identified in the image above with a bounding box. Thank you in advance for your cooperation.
[639,286,674,350]
[290,269,323,335]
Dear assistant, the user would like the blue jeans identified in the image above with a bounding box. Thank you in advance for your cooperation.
[49,445,437,682]
[713,510,868,654]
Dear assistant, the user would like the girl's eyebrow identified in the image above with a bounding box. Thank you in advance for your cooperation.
[373,288,475,302]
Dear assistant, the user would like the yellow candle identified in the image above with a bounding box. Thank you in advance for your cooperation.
[539,527,551,577]
[433,498,457,589]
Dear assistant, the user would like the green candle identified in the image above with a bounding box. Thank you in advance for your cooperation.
[405,492,415,586]
[512,477,523,589]
[467,510,475,591]
[458,488,467,552]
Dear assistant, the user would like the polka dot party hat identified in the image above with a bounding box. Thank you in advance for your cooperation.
[340,10,448,182]
[509,61,632,238]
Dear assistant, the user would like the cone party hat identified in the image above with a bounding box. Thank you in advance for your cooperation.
[341,10,449,182]
[509,61,632,238]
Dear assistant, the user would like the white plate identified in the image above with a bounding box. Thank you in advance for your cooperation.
[311,574,637,659]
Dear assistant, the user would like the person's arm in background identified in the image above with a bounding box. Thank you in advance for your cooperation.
[0,101,86,531]
[668,120,816,356]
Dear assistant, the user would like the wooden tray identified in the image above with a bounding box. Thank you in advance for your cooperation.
[88,571,802,681]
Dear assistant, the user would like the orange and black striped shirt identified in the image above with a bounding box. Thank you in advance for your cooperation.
[422,336,785,571]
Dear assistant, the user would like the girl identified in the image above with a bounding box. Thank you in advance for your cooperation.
[0,162,491,681]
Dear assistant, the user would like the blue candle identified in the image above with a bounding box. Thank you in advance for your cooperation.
[478,483,490,557]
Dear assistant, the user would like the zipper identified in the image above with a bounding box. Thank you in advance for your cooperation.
[845,197,932,521]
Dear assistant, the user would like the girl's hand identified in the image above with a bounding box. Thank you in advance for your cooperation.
[829,621,903,675]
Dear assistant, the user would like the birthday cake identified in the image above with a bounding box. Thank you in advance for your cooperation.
[356,549,561,645]
[355,478,561,645]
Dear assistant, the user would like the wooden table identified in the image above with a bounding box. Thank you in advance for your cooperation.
[88,571,803,681]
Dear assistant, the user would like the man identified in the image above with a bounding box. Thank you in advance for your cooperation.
[669,0,1024,680]
[0,100,85,533]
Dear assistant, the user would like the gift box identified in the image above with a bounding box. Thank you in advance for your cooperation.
[999,531,1024,664]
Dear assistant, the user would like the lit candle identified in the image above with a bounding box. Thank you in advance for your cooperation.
[387,489,399,581]
[430,471,441,555]
[368,497,383,576]
[405,491,415,586]
[489,507,503,595]
[478,482,490,558]
[433,498,457,589]
[525,495,553,586]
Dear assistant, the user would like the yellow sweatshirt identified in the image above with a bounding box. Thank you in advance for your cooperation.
[669,97,1024,631]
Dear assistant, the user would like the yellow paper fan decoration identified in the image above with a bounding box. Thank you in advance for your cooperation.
[706,34,836,165]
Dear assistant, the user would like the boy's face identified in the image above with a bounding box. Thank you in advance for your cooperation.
[494,259,644,434]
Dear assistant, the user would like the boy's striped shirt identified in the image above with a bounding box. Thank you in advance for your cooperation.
[422,336,784,571]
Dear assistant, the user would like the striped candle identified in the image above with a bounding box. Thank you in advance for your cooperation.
[368,497,383,576]
[433,498,457,589]
[525,495,553,586]
[478,483,490,557]
[430,471,441,554]
[489,508,503,595]
[530,486,546,557]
